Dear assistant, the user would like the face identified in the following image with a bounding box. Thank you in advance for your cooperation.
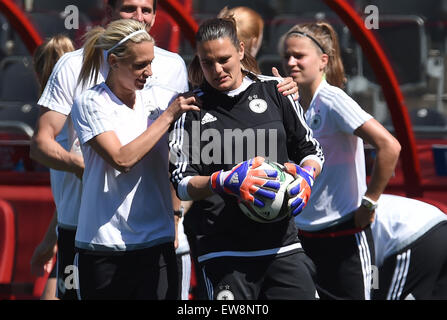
[282,36,327,87]
[197,37,244,92]
[110,41,154,91]
[110,0,156,31]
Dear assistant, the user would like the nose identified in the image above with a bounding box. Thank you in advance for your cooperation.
[132,8,144,22]
[144,65,152,77]
[213,62,223,75]
[287,56,297,66]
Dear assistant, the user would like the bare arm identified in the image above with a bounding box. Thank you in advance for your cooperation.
[186,176,214,201]
[353,118,401,227]
[171,183,182,249]
[30,107,84,178]
[355,118,401,201]
[30,210,58,276]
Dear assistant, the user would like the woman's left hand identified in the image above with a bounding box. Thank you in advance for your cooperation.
[272,67,299,100]
[354,206,376,229]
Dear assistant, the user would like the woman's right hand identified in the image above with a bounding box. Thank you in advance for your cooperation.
[165,95,200,122]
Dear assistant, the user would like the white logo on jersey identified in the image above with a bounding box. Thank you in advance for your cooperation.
[309,114,322,130]
[249,98,268,113]
[201,112,217,125]
[229,173,239,185]
[148,107,161,120]
[216,289,235,300]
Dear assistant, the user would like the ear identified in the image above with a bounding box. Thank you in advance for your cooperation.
[108,54,118,69]
[320,53,329,71]
[238,41,245,61]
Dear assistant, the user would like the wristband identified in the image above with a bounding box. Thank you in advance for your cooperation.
[361,195,378,211]
[174,206,184,218]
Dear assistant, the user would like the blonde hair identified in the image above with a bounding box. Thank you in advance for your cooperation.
[33,35,75,94]
[278,22,346,89]
[188,17,260,87]
[79,19,154,88]
[218,6,264,58]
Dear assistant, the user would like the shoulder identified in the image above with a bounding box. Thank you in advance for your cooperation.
[154,46,186,65]
[74,83,106,107]
[55,48,84,71]
[317,82,357,109]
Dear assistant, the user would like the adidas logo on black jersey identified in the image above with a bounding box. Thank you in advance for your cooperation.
[201,112,217,125]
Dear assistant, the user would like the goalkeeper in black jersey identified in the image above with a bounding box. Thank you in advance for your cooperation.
[169,18,324,300]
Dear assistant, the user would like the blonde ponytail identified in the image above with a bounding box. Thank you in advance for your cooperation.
[79,27,105,89]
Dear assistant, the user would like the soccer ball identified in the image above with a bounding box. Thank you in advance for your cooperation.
[238,161,295,223]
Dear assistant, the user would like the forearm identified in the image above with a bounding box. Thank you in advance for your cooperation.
[113,112,174,171]
[186,176,214,201]
[366,143,400,200]
[30,135,84,175]
[41,211,58,247]
[300,159,322,177]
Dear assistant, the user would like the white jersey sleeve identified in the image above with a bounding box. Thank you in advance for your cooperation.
[38,49,84,115]
[71,84,114,145]
[323,86,373,134]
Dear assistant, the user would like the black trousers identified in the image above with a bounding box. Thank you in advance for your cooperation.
[373,221,447,300]
[200,251,317,300]
[299,218,375,300]
[75,242,178,300]
[56,226,78,300]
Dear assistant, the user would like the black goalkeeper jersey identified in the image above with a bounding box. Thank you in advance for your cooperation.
[169,76,324,257]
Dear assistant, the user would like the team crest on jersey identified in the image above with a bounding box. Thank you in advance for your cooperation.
[249,98,268,113]
[309,114,322,130]
[216,289,235,300]
[148,107,161,120]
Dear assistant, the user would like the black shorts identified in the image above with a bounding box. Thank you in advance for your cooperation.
[299,217,375,300]
[200,251,317,300]
[75,242,178,300]
[373,221,447,300]
[55,226,77,300]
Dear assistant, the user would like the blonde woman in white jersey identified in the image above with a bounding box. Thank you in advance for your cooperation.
[279,22,401,300]
[29,0,190,300]
[70,19,199,299]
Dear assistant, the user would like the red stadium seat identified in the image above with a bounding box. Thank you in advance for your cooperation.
[0,199,15,284]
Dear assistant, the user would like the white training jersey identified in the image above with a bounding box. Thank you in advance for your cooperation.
[295,79,373,231]
[372,194,447,267]
[38,46,188,229]
[72,82,176,251]
[38,48,105,229]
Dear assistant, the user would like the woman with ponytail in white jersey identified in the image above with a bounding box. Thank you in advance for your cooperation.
[70,19,199,299]
[279,22,401,300]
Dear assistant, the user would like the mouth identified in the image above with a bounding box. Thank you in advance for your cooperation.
[289,69,301,75]
[136,78,147,86]
[216,75,230,83]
